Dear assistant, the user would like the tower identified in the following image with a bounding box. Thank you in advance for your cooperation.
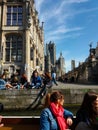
[56,52,65,77]
[46,41,56,66]
[71,60,75,70]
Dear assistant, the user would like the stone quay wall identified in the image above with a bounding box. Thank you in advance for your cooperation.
[0,89,40,110]
[0,88,97,110]
[49,88,98,104]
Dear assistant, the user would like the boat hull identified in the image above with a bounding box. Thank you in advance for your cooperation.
[1,116,40,130]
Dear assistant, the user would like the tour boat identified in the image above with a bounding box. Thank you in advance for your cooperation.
[1,116,40,130]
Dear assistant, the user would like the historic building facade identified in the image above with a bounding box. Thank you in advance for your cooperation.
[0,0,44,81]
[65,43,98,84]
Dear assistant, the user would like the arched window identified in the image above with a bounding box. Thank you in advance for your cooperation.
[5,35,23,62]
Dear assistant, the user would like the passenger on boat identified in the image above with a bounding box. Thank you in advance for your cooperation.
[73,91,98,130]
[0,116,4,127]
[40,91,73,130]
[31,70,42,89]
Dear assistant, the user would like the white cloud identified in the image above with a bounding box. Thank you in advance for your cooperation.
[73,7,98,15]
[45,32,83,44]
[34,0,45,13]
[45,25,83,43]
[65,0,89,4]
[48,26,83,36]
[34,0,94,24]
[34,0,97,72]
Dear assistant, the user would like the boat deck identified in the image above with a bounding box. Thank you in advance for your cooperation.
[1,116,40,130]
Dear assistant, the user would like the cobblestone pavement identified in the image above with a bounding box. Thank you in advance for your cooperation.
[52,81,98,89]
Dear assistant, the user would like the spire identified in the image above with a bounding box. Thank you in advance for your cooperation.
[42,22,44,29]
[60,52,62,58]
[89,42,92,49]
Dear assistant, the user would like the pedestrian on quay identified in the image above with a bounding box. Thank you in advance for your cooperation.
[51,71,58,86]
[73,91,98,130]
[40,91,73,130]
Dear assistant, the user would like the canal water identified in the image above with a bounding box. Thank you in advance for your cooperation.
[0,105,80,116]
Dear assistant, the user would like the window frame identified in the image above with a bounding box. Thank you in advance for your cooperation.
[7,5,23,26]
[5,35,23,62]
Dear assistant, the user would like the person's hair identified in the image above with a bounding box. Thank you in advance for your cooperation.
[45,72,52,80]
[44,93,51,108]
[79,91,97,119]
[22,74,27,80]
[50,91,64,103]
[32,70,38,78]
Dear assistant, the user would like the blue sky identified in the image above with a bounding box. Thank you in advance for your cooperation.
[35,0,98,72]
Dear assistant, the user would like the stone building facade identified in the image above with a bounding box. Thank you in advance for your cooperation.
[66,43,98,84]
[0,0,44,81]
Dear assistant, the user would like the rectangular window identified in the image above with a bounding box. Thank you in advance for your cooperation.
[7,6,23,26]
[6,35,23,62]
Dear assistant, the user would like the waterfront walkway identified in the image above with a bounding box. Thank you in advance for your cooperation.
[52,81,98,89]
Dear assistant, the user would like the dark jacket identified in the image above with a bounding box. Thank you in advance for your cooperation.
[73,109,98,130]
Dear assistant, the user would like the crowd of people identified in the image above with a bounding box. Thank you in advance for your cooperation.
[0,70,58,90]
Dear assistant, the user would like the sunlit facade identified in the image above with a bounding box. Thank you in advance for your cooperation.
[0,0,44,81]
